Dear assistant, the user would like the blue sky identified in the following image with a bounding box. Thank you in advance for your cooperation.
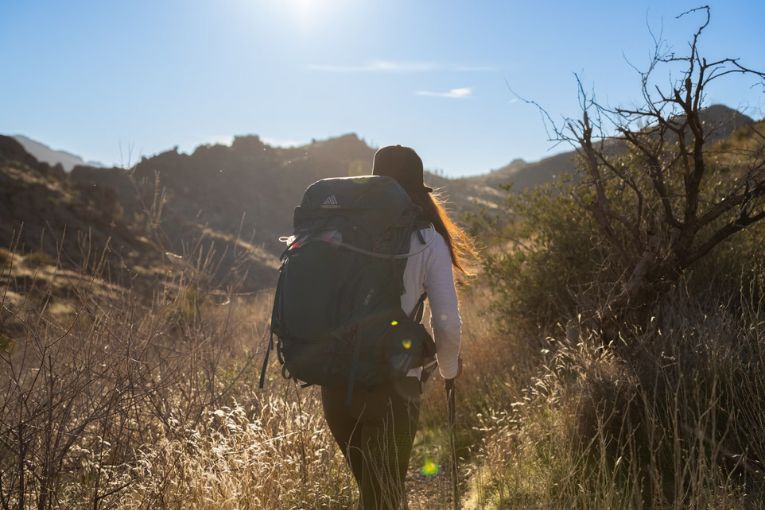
[1,0,764,176]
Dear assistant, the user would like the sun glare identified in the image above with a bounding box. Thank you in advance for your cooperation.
[242,0,351,31]
[284,0,348,28]
[295,0,315,17]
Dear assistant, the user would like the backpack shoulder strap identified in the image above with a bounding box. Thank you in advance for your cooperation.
[409,292,427,323]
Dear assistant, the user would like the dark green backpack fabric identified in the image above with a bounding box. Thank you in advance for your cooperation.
[260,176,433,397]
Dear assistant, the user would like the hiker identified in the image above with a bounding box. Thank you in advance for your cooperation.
[320,145,472,509]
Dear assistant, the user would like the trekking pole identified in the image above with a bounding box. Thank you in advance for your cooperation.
[445,378,459,510]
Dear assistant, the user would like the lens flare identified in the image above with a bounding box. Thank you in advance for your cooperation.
[420,459,440,477]
[401,339,412,349]
[390,320,398,326]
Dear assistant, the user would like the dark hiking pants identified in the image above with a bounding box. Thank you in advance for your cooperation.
[321,377,421,510]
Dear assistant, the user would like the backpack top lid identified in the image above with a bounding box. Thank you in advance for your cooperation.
[298,175,413,212]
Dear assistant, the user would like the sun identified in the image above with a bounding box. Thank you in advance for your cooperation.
[242,0,348,31]
[287,0,346,27]
[294,0,315,16]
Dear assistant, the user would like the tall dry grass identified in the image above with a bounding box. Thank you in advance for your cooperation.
[464,278,765,509]
[0,238,355,509]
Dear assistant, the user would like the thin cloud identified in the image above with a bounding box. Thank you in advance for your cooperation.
[453,64,497,72]
[416,87,472,99]
[309,60,438,73]
[309,61,495,73]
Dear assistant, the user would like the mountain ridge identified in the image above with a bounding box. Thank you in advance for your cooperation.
[12,135,103,171]
[467,103,756,192]
[3,104,755,293]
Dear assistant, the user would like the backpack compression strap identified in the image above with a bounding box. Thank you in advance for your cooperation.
[324,225,435,260]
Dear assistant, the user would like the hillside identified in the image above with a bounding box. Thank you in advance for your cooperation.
[3,104,755,295]
[0,136,276,295]
[12,135,102,171]
[0,136,159,281]
[68,133,495,277]
[465,104,756,192]
[70,134,372,257]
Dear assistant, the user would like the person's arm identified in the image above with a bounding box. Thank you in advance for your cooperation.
[424,234,462,379]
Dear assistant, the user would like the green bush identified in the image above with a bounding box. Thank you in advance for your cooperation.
[483,177,618,334]
[483,170,765,335]
[688,221,765,304]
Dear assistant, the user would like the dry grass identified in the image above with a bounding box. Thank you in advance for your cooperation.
[1,238,488,508]
[0,244,356,509]
[120,396,353,509]
[3,238,765,508]
[464,282,765,509]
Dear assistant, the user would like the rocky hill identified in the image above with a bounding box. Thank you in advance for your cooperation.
[0,136,276,295]
[68,133,498,260]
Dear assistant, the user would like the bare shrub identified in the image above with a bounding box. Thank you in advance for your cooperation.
[510,7,765,337]
[0,237,354,509]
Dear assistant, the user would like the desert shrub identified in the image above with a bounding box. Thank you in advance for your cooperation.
[483,177,610,334]
[485,170,765,337]
[688,221,765,304]
[0,333,12,353]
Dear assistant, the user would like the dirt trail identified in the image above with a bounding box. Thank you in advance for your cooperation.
[407,466,457,509]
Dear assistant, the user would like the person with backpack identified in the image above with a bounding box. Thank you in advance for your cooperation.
[324,145,472,509]
[262,145,473,508]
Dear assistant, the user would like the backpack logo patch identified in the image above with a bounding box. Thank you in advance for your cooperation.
[321,195,339,208]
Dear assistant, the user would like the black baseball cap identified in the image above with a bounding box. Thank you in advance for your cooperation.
[372,145,433,193]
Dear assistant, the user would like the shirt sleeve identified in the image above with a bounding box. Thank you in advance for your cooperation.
[424,233,462,379]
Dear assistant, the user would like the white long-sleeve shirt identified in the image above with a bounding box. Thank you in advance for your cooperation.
[400,226,462,379]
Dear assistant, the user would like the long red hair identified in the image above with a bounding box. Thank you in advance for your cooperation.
[410,189,476,274]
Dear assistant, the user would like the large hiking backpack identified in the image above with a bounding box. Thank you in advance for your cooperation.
[259,175,434,397]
